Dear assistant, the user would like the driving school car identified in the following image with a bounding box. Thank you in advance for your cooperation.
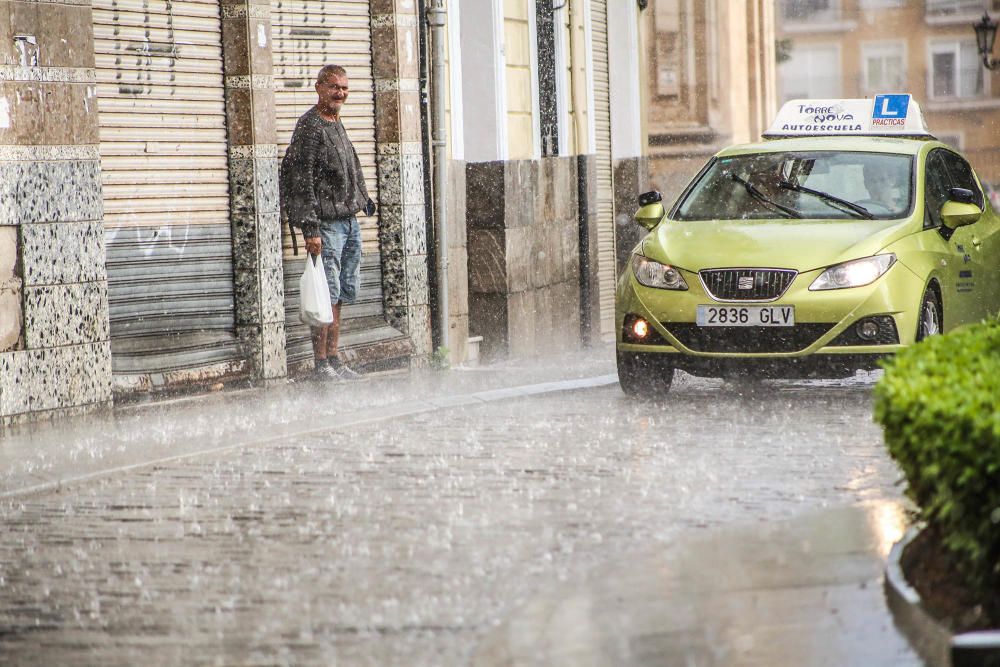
[616,94,1000,395]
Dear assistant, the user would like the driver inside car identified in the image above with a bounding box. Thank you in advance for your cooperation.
[862,161,907,212]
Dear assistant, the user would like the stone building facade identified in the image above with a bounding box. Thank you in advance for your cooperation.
[0,0,431,425]
[0,0,651,424]
[645,0,777,209]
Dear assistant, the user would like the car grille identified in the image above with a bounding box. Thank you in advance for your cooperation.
[664,324,833,353]
[699,268,797,302]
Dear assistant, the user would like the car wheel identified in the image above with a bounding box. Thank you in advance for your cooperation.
[917,286,942,341]
[617,351,674,398]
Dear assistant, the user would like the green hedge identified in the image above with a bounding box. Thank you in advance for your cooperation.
[874,319,1000,594]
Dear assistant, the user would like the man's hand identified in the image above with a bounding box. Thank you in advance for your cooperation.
[364,198,377,217]
[305,236,322,256]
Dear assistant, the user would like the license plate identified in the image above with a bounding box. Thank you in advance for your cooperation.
[696,305,794,327]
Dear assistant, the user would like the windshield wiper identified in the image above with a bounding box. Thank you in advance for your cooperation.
[778,180,873,219]
[727,172,801,218]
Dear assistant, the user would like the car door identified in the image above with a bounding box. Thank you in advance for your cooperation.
[944,153,1000,318]
[924,148,974,329]
[938,150,997,322]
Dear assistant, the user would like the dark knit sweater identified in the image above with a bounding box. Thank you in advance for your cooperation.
[279,106,370,238]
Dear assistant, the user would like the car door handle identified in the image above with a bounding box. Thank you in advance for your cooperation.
[971,236,982,248]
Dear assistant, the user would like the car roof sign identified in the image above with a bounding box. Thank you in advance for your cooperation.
[762,94,934,139]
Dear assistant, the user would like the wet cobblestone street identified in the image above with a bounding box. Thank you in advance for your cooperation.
[0,374,917,666]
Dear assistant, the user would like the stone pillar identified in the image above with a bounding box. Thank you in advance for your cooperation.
[467,157,582,361]
[220,0,286,380]
[371,1,432,361]
[0,0,112,425]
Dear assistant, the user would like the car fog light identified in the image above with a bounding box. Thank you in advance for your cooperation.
[632,318,650,340]
[857,320,880,340]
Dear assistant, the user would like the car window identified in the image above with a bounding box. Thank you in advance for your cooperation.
[938,150,985,209]
[924,149,951,229]
[673,151,913,221]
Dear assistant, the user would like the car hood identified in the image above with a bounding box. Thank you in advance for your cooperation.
[641,217,917,272]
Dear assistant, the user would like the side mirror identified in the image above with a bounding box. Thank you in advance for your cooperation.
[635,190,664,230]
[940,200,981,230]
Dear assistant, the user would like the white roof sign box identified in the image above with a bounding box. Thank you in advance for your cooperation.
[763,94,934,139]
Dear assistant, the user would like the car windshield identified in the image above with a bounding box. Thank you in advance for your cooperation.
[674,151,914,221]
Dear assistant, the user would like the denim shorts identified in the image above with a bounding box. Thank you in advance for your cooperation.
[318,215,362,304]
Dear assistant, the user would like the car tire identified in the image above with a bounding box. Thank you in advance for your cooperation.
[617,351,674,397]
[916,285,942,342]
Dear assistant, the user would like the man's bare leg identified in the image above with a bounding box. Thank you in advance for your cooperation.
[311,325,329,363]
[326,302,343,359]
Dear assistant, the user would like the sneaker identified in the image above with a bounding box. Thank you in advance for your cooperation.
[313,360,342,382]
[328,357,362,381]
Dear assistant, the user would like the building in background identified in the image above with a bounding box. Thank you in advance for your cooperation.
[777,0,1000,190]
[0,0,649,425]
[443,0,648,359]
[643,0,777,241]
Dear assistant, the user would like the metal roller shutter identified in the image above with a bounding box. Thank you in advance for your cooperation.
[591,0,615,341]
[93,0,245,384]
[273,0,406,369]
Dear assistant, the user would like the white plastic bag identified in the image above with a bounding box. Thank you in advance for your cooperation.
[299,254,334,326]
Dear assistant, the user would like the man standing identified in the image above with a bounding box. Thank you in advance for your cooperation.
[281,64,376,381]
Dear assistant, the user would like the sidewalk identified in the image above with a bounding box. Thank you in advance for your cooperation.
[474,503,923,666]
[0,345,618,499]
[0,345,924,666]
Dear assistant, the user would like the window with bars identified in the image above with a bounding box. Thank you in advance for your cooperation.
[929,41,985,99]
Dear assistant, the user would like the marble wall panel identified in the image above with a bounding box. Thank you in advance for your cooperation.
[251,90,277,144]
[384,304,408,334]
[257,210,283,272]
[380,244,407,310]
[260,266,285,324]
[254,157,279,214]
[228,157,256,215]
[233,267,262,326]
[236,324,262,374]
[400,153,425,207]
[23,282,108,348]
[0,342,111,416]
[376,152,403,206]
[405,254,428,307]
[0,162,15,215]
[248,18,274,74]
[402,204,426,256]
[20,221,106,286]
[406,303,431,356]
[221,17,251,75]
[377,203,404,257]
[0,82,99,146]
[0,160,102,225]
[0,224,22,349]
[224,88,255,146]
[374,90,400,145]
[261,320,286,379]
[230,212,259,274]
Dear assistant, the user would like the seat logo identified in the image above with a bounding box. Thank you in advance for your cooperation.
[738,276,754,290]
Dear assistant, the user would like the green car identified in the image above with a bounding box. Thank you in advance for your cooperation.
[616,95,1000,394]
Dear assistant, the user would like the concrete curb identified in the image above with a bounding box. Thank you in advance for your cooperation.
[1,373,620,501]
[885,526,1000,667]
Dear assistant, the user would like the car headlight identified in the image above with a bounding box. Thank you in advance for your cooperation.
[632,255,689,290]
[809,254,896,291]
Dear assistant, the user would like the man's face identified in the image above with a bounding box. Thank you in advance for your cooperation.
[316,72,349,115]
[866,169,898,199]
